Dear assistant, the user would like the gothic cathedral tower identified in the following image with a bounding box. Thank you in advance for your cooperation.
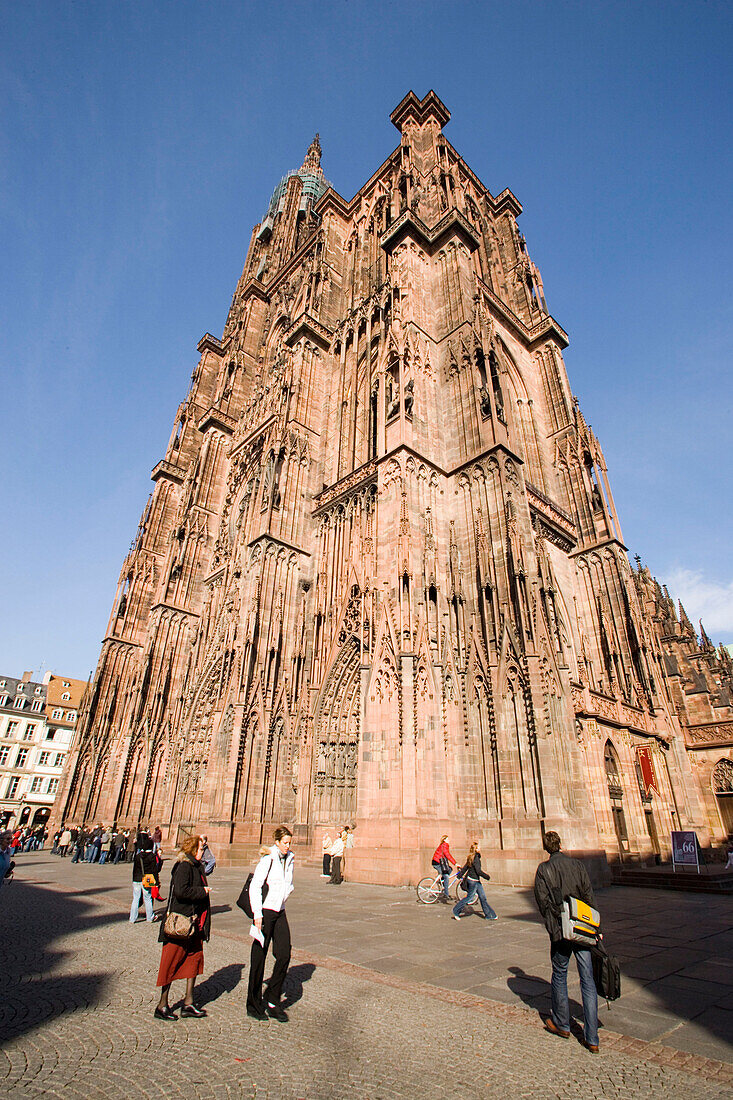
[58,92,710,883]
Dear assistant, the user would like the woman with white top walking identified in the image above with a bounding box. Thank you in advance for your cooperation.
[246,826,295,1022]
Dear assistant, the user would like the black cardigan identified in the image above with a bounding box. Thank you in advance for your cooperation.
[159,855,211,943]
[132,850,159,884]
[457,853,491,882]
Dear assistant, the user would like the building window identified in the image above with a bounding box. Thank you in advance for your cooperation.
[31,699,43,712]
[66,711,77,722]
[14,696,26,709]
[22,724,35,740]
[47,778,59,794]
[30,777,42,793]
[61,692,71,701]
[17,683,25,692]
[0,680,5,688]
[0,695,8,707]
[52,709,63,720]
[6,777,20,798]
[15,748,29,767]
[0,746,9,766]
[4,721,19,739]
[53,753,65,767]
[34,687,42,695]
[63,681,70,688]
[45,730,55,741]
[39,751,51,766]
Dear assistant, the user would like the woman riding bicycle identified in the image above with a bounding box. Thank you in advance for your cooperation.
[431,834,457,903]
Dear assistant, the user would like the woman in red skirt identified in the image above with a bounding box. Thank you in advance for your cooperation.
[154,834,211,1020]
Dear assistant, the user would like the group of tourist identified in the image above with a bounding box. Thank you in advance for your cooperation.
[48,823,164,863]
[5,825,47,853]
[320,824,354,884]
[5,811,605,1052]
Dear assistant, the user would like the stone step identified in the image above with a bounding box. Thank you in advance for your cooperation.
[610,866,733,893]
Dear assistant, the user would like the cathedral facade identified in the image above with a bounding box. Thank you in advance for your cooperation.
[55,92,731,884]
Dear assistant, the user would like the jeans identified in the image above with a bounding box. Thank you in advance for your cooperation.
[550,942,599,1047]
[432,861,451,899]
[99,851,108,864]
[71,845,81,863]
[129,881,154,922]
[453,879,497,919]
[113,847,125,864]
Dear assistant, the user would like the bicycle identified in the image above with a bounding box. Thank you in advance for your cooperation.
[416,868,464,904]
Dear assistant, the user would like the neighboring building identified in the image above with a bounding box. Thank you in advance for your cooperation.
[56,92,728,882]
[0,671,85,832]
[0,673,52,830]
[43,672,86,755]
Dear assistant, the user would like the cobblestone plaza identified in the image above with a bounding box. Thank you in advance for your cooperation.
[1,853,731,1098]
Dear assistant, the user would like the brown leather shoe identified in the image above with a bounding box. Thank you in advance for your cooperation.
[544,1018,570,1039]
[584,1040,599,1053]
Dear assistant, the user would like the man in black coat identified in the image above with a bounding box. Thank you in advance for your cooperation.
[534,831,600,1053]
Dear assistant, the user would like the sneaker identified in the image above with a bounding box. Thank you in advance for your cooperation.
[266,1002,289,1022]
[452,914,461,920]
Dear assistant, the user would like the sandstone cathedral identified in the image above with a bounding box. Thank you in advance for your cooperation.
[57,92,733,883]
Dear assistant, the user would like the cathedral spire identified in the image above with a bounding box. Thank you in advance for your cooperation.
[678,601,695,637]
[700,620,715,652]
[300,134,322,174]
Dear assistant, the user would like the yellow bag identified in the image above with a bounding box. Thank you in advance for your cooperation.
[142,873,156,889]
[561,896,600,945]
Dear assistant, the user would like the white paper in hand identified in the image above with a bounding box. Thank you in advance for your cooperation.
[249,923,265,947]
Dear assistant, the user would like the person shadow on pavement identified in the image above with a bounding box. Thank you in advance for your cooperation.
[281,963,316,1008]
[507,966,583,1021]
[193,963,246,1007]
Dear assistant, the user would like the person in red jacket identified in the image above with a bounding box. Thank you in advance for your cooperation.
[431,835,457,903]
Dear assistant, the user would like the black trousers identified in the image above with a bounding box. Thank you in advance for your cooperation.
[247,908,291,1010]
[322,853,331,876]
[329,855,343,884]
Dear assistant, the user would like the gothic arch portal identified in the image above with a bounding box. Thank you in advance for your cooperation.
[313,634,360,822]
[712,758,733,834]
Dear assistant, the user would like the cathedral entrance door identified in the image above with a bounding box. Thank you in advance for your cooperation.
[712,760,733,834]
[313,637,360,824]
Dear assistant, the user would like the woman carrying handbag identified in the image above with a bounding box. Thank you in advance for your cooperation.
[155,834,211,1021]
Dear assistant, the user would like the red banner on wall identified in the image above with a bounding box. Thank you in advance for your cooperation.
[636,744,660,795]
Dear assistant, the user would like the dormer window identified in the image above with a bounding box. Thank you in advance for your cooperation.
[62,692,71,701]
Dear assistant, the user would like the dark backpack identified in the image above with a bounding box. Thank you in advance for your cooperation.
[592,941,621,1004]
[236,857,273,919]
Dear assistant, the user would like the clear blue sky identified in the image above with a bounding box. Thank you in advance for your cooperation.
[1,0,731,680]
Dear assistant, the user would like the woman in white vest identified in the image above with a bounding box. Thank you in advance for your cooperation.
[246,826,294,1022]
